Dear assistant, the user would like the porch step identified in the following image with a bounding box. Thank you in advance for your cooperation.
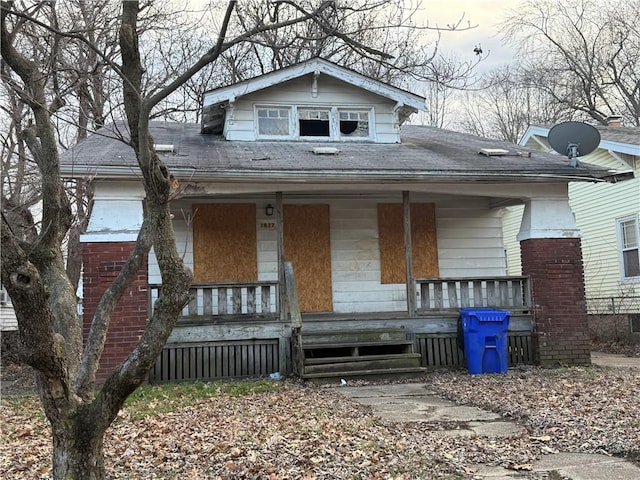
[302,328,409,345]
[304,354,422,375]
[302,366,426,379]
[295,327,425,380]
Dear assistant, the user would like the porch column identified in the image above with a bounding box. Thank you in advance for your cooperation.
[80,184,148,384]
[517,197,590,366]
[276,192,287,321]
[403,191,417,316]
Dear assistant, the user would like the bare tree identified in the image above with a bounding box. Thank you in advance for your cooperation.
[500,0,640,126]
[3,1,473,478]
[456,65,575,142]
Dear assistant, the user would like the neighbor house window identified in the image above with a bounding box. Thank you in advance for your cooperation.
[339,110,370,138]
[257,107,290,136]
[298,108,330,137]
[618,216,640,280]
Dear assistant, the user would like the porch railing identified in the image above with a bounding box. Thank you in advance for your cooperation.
[149,281,279,320]
[415,276,531,314]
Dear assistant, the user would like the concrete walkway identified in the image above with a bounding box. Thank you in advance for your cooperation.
[591,351,640,369]
[336,354,640,479]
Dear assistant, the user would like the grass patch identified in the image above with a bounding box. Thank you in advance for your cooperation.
[121,379,284,420]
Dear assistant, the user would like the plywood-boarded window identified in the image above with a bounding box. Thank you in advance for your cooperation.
[192,204,257,282]
[378,203,439,284]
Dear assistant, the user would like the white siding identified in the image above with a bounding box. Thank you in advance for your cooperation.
[0,304,18,331]
[570,176,640,297]
[151,196,508,313]
[225,76,400,143]
[502,205,524,276]
[502,147,640,299]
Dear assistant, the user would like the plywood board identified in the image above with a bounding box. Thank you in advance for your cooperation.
[283,205,333,312]
[378,203,439,284]
[192,204,257,282]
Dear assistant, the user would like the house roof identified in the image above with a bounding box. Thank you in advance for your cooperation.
[59,121,625,185]
[521,124,640,157]
[201,57,426,134]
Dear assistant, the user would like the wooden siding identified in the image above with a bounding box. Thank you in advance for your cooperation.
[225,76,400,143]
[149,195,509,314]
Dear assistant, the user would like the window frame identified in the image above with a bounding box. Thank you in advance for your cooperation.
[254,104,374,141]
[617,214,640,282]
[255,105,293,139]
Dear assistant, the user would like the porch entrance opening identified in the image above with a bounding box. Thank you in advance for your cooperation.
[283,204,333,312]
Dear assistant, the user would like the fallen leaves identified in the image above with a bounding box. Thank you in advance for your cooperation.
[1,365,638,479]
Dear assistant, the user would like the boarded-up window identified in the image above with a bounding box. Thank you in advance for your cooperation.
[378,203,439,284]
[192,204,257,282]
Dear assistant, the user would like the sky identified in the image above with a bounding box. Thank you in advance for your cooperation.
[417,0,517,71]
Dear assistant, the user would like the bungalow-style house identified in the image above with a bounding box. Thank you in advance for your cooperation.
[503,120,640,342]
[59,58,624,383]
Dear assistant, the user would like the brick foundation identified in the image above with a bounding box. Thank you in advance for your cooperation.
[520,238,591,366]
[82,242,148,384]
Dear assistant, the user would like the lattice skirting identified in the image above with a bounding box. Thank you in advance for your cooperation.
[416,332,533,370]
[150,339,280,383]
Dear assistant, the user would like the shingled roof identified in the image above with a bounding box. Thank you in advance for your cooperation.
[59,121,625,184]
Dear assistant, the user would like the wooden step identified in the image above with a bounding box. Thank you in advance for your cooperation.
[305,352,422,365]
[304,355,422,375]
[302,366,427,379]
[303,339,413,350]
[301,328,409,345]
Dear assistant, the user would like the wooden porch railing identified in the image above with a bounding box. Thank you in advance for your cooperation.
[415,276,531,314]
[149,281,279,320]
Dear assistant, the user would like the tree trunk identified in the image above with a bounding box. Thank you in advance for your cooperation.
[52,416,107,480]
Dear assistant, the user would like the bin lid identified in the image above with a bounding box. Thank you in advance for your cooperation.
[459,308,511,321]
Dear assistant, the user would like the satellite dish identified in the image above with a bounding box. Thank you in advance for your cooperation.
[548,121,601,167]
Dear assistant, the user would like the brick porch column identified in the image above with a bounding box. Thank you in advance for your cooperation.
[517,197,590,366]
[82,241,148,384]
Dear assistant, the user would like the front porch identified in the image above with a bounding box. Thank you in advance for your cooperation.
[149,275,533,382]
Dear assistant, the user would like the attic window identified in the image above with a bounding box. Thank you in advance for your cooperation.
[257,107,290,136]
[339,110,369,137]
[299,108,330,137]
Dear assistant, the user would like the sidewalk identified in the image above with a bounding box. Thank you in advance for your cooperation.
[591,351,640,369]
[336,353,640,479]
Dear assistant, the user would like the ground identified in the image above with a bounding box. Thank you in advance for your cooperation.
[1,349,639,479]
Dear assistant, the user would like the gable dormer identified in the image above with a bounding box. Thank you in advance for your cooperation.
[201,58,426,144]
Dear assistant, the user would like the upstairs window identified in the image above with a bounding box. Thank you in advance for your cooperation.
[255,105,373,140]
[339,110,370,138]
[618,216,640,280]
[257,107,290,136]
[298,108,330,137]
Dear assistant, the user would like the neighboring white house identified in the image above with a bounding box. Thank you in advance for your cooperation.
[503,121,640,321]
[0,285,18,332]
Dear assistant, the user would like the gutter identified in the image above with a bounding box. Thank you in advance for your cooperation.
[59,165,623,184]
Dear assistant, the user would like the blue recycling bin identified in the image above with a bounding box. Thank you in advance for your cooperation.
[459,308,511,374]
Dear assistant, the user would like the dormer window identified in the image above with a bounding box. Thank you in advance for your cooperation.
[339,110,369,138]
[257,107,291,137]
[255,105,373,141]
[299,108,330,137]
